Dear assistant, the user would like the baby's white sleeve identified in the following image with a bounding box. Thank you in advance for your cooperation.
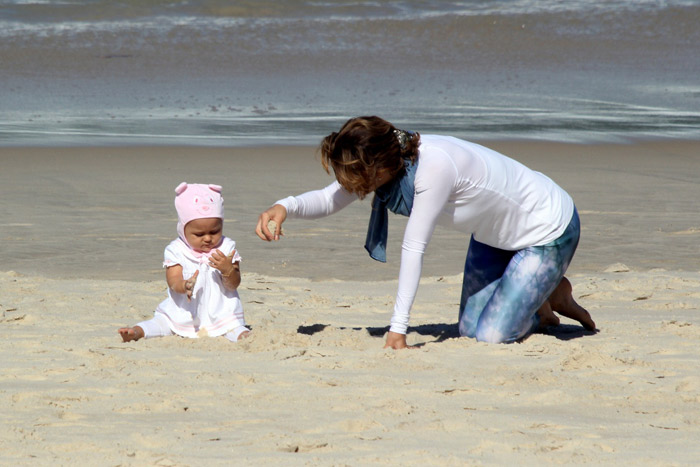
[275,181,357,219]
[220,238,242,262]
[163,241,182,268]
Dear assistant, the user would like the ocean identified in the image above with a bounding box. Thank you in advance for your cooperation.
[1,0,699,146]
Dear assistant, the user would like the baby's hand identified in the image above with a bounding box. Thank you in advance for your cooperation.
[184,270,199,300]
[209,249,237,276]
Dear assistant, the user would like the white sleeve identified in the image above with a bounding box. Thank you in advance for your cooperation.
[163,240,183,268]
[219,238,242,262]
[275,181,358,219]
[390,150,457,334]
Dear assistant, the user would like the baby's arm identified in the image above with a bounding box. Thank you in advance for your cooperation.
[166,264,198,300]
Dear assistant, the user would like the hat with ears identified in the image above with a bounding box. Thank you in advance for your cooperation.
[174,182,224,244]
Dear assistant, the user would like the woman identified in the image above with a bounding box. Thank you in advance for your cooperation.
[256,116,595,349]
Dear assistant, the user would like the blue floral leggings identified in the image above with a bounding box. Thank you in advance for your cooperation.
[458,209,580,343]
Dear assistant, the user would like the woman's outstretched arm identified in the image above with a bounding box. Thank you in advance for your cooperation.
[256,181,358,241]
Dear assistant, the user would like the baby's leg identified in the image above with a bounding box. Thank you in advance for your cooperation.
[118,313,173,342]
[118,326,145,342]
[224,325,251,342]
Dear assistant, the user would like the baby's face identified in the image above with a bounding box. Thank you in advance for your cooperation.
[184,217,223,253]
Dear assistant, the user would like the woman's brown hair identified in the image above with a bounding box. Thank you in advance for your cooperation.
[319,116,420,199]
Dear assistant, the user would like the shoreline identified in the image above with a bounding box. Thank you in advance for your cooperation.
[2,134,699,149]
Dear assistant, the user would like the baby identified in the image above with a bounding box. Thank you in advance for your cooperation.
[118,182,250,342]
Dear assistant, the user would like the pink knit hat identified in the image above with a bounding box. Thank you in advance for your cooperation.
[174,182,224,245]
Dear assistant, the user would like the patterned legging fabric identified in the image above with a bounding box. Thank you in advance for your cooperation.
[458,209,580,343]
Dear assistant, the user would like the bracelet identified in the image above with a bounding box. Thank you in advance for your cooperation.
[221,267,236,278]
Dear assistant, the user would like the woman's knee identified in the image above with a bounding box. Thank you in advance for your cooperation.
[474,326,509,344]
[458,318,476,339]
[474,316,536,344]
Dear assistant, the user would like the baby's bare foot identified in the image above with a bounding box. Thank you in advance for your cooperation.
[118,326,144,342]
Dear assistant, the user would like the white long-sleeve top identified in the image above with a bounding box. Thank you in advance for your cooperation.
[276,135,574,334]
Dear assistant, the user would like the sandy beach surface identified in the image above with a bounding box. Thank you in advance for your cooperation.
[2,141,700,465]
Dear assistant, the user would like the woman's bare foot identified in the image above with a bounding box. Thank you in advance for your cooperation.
[118,326,144,342]
[537,300,560,328]
[548,277,596,331]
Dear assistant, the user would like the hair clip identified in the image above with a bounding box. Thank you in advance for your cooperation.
[393,129,412,151]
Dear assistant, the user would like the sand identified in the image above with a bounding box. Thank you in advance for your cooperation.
[1,141,700,465]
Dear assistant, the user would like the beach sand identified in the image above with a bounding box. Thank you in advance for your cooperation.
[1,141,700,465]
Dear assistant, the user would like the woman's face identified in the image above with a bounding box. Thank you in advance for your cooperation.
[369,168,393,193]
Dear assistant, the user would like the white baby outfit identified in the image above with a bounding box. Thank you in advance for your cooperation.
[138,236,249,341]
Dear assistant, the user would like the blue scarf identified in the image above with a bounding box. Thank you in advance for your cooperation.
[364,161,417,262]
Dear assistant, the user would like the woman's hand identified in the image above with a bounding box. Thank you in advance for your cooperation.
[256,204,287,241]
[384,331,411,349]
